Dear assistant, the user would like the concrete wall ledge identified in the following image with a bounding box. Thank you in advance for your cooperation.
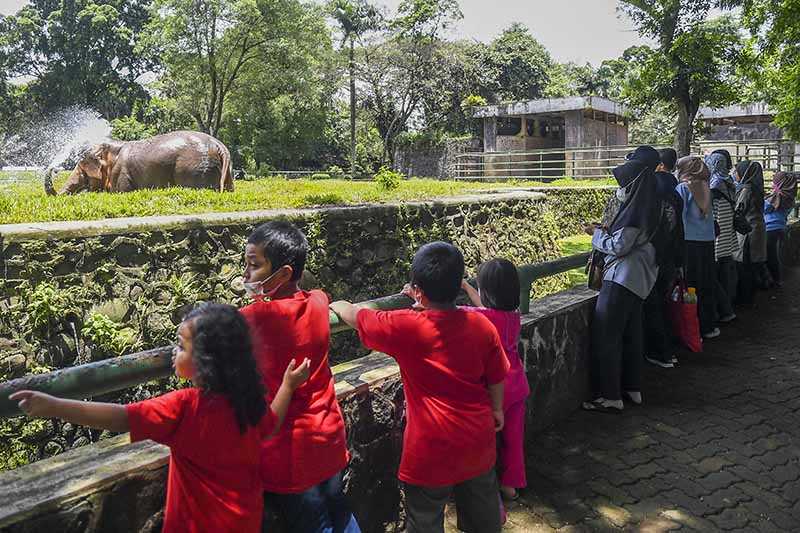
[0,285,596,532]
[0,190,546,242]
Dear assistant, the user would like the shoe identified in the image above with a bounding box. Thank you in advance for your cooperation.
[624,390,643,405]
[582,397,623,413]
[646,356,674,368]
[670,355,678,364]
[719,314,736,323]
[703,327,721,339]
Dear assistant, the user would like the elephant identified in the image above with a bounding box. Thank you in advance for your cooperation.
[44,131,234,195]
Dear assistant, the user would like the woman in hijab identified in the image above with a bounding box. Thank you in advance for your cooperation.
[582,146,662,413]
[734,160,768,304]
[643,148,684,369]
[676,156,718,340]
[764,171,798,287]
[706,152,738,323]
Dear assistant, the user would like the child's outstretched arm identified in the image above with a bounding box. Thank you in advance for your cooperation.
[488,382,505,432]
[266,358,311,437]
[330,300,359,328]
[461,279,482,307]
[9,391,129,433]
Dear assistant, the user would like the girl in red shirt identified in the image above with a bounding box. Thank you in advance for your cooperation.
[461,258,530,502]
[10,303,310,533]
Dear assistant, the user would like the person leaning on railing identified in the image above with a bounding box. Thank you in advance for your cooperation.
[582,146,663,414]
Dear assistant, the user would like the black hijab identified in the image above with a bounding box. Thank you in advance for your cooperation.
[610,146,661,235]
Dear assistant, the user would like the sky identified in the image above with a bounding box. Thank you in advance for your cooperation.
[0,0,646,65]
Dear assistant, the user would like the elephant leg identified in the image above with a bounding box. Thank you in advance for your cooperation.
[114,171,135,192]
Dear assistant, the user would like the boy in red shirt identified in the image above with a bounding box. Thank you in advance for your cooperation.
[239,221,360,533]
[331,241,510,533]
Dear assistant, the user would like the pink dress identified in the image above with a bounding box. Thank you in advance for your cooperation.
[462,306,530,488]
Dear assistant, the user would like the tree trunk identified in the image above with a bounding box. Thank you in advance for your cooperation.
[673,96,699,157]
[349,39,357,179]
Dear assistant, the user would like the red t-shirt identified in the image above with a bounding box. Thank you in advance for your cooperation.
[240,290,349,493]
[356,307,510,487]
[126,388,277,533]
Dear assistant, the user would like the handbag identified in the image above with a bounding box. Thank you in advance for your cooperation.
[725,195,752,235]
[667,277,702,353]
[586,250,605,291]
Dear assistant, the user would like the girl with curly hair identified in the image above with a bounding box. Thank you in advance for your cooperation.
[10,303,310,533]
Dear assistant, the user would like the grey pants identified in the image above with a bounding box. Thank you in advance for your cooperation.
[404,468,501,533]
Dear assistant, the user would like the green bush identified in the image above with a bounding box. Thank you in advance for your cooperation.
[374,166,402,191]
[310,173,332,180]
[326,165,345,179]
[82,312,137,358]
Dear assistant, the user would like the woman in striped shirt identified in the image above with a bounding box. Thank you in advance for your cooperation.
[706,152,738,323]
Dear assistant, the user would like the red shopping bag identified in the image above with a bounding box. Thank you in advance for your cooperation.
[667,278,702,353]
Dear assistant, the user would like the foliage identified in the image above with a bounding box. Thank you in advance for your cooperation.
[358,0,462,162]
[82,312,137,357]
[460,94,487,110]
[738,0,800,140]
[310,173,332,180]
[374,165,402,190]
[618,2,745,155]
[480,23,553,102]
[326,165,346,179]
[0,174,520,224]
[24,283,83,339]
[110,115,157,141]
[0,0,153,119]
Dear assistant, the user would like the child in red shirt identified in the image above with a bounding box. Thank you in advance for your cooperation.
[238,221,360,533]
[461,258,530,503]
[9,303,309,533]
[331,241,510,533]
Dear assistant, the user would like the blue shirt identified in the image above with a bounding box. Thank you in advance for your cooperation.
[764,201,789,232]
[676,182,715,242]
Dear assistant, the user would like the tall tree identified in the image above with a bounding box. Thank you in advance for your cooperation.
[736,0,800,140]
[359,0,462,162]
[0,0,153,119]
[142,0,324,138]
[329,0,382,178]
[481,23,553,103]
[619,1,743,155]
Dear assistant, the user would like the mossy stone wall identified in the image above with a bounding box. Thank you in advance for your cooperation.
[0,188,611,471]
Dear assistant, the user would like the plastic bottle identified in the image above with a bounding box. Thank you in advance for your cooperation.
[685,287,697,304]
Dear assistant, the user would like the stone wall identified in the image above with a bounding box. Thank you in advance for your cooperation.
[393,137,481,179]
[0,285,597,533]
[0,189,613,471]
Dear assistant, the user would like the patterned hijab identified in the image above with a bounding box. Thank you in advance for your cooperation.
[767,172,798,211]
[677,156,711,216]
[705,152,735,202]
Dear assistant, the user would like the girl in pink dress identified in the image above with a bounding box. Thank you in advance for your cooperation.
[462,258,530,502]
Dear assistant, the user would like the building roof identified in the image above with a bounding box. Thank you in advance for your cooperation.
[697,103,774,120]
[472,96,629,119]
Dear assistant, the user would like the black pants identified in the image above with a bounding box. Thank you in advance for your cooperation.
[643,267,673,360]
[767,229,785,284]
[403,468,501,533]
[685,241,716,335]
[592,280,643,401]
[714,257,736,319]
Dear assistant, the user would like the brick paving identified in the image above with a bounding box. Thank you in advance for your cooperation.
[448,268,800,532]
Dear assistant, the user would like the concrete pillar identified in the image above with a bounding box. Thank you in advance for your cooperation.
[483,117,497,153]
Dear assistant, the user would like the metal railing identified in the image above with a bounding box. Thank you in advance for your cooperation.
[451,139,800,181]
[0,252,591,419]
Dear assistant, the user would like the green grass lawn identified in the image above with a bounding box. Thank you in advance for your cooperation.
[0,172,613,225]
[557,233,592,288]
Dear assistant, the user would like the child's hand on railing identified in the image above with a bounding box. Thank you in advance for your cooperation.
[9,390,56,418]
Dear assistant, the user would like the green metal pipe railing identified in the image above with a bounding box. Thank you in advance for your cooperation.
[0,252,591,418]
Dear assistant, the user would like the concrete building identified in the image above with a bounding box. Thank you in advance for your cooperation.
[471,96,629,178]
[697,103,798,171]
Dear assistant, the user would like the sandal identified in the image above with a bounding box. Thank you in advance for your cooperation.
[582,398,623,414]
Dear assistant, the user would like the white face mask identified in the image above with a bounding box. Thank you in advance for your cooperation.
[615,168,646,202]
[241,269,284,301]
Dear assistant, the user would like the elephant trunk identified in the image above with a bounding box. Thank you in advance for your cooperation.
[44,168,57,196]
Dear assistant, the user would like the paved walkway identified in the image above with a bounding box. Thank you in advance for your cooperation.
[450,267,800,532]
